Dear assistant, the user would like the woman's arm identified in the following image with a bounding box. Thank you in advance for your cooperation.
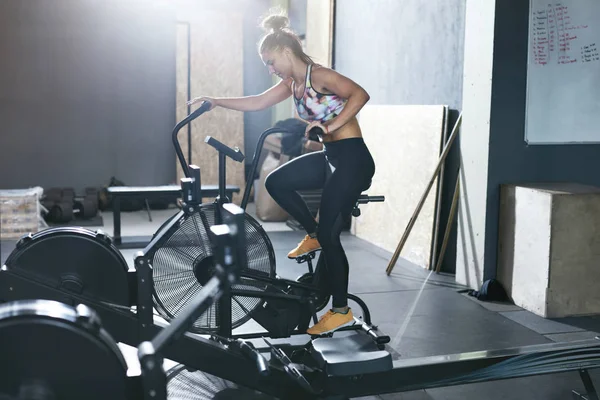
[310,68,370,133]
[189,78,293,112]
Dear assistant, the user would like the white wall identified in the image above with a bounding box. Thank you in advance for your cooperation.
[456,0,496,289]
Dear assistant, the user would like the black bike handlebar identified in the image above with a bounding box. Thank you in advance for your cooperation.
[204,136,245,163]
[170,103,307,207]
[241,127,294,210]
[172,101,212,178]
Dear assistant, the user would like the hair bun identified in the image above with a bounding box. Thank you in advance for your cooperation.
[261,14,289,32]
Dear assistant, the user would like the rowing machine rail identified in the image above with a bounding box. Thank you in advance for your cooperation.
[2,264,600,399]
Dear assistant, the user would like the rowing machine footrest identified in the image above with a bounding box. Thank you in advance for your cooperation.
[310,334,392,377]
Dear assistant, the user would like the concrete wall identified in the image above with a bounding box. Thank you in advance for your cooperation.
[334,0,466,272]
[334,0,465,109]
[0,0,274,191]
[0,0,176,192]
[242,0,277,172]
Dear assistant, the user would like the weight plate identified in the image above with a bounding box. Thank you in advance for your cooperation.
[49,202,73,223]
[58,201,74,222]
[81,199,97,218]
[85,193,99,209]
[44,188,63,202]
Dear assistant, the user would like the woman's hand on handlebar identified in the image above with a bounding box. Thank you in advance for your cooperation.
[187,96,217,110]
[304,121,328,138]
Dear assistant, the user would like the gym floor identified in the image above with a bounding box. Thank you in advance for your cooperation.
[2,206,600,399]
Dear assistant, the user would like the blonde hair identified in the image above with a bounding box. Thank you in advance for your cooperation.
[258,10,313,65]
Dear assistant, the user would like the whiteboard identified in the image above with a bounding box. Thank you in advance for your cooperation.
[525,0,600,144]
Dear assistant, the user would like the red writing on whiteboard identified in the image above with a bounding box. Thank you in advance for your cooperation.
[531,3,590,66]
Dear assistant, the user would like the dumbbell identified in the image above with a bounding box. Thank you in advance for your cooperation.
[42,187,75,216]
[48,199,97,223]
[72,188,99,220]
[47,201,74,223]
[43,187,74,205]
[74,198,98,219]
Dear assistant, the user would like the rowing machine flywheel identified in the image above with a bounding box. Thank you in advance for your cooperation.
[3,227,130,307]
[149,203,276,333]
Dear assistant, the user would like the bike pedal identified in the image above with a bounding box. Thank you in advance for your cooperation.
[294,251,318,263]
[309,332,333,340]
[337,324,360,332]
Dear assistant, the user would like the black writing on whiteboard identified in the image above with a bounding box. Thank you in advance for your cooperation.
[581,43,600,63]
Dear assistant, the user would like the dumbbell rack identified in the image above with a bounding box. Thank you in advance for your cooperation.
[42,187,100,224]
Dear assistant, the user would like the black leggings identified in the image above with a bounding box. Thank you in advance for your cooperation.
[265,138,375,308]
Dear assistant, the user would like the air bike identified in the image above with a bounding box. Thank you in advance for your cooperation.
[1,103,600,399]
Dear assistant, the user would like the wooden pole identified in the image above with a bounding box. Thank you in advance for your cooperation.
[429,106,450,271]
[435,173,460,274]
[385,113,462,275]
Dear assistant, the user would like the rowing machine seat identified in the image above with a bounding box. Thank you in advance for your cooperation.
[310,333,392,377]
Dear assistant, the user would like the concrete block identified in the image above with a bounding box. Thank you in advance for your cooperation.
[498,183,600,318]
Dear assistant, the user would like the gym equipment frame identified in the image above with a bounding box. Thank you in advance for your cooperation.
[3,231,600,400]
[2,104,600,399]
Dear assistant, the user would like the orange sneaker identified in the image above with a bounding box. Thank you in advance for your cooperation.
[306,309,355,335]
[287,234,321,259]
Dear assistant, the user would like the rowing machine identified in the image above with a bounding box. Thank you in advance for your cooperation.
[2,204,600,399]
[2,202,600,399]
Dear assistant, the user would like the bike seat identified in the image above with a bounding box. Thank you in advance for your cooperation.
[310,333,392,377]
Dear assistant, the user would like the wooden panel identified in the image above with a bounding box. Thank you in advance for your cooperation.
[352,105,446,269]
[175,7,245,204]
[306,0,334,67]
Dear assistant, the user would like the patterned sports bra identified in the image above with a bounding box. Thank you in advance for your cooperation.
[292,64,347,123]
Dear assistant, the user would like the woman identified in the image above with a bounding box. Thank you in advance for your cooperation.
[189,12,375,335]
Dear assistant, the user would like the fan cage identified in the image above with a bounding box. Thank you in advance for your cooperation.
[166,364,274,400]
[150,203,276,333]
